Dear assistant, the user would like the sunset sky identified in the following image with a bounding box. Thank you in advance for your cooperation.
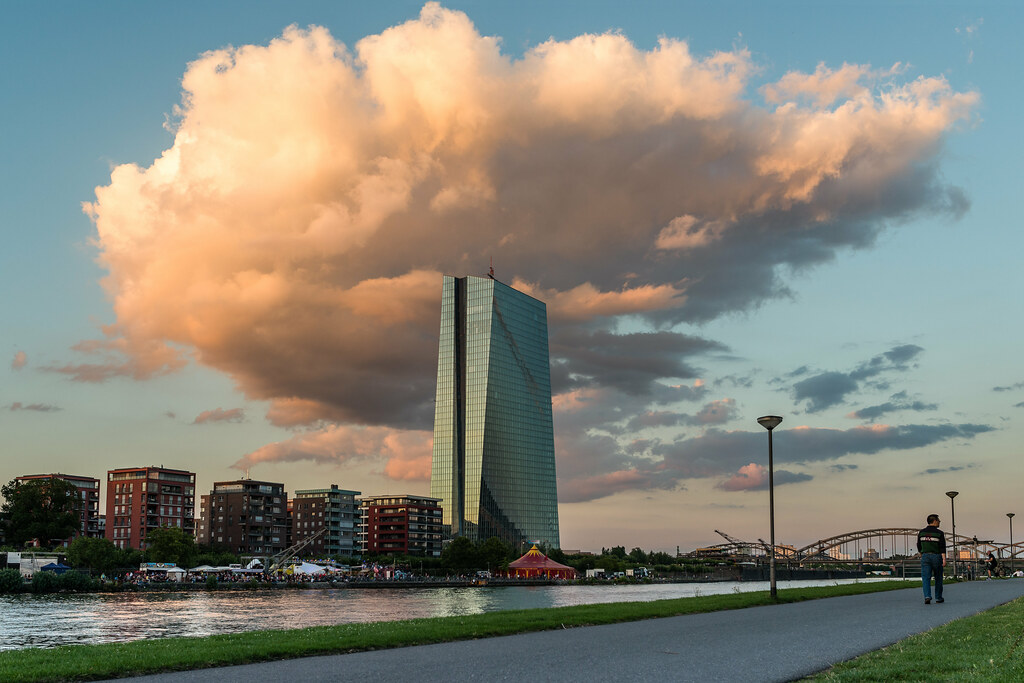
[3,2,1021,554]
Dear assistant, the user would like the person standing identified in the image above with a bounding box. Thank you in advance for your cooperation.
[917,514,947,604]
[986,551,999,578]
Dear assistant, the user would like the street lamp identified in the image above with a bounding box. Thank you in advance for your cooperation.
[1008,513,1015,574]
[757,415,783,599]
[945,491,958,577]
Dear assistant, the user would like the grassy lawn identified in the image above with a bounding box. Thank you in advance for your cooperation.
[0,581,911,682]
[808,596,1024,681]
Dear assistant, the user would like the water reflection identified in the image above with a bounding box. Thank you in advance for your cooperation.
[0,578,904,651]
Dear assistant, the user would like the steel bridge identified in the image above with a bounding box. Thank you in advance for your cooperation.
[690,528,1023,566]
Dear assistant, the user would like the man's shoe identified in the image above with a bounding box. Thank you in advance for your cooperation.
[936,598,944,603]
[925,597,931,604]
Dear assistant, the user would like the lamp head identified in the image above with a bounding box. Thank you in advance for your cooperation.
[1009,513,1016,519]
[757,415,783,431]
[945,491,959,499]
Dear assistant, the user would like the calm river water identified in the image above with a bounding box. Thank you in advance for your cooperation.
[0,578,905,650]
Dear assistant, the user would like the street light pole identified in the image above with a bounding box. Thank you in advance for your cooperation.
[945,491,959,578]
[757,415,783,599]
[1008,513,1015,574]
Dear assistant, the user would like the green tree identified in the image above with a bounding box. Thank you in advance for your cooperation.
[648,551,674,565]
[608,546,627,559]
[546,547,568,565]
[117,547,145,571]
[440,536,480,571]
[0,478,80,547]
[145,527,198,566]
[628,547,648,564]
[68,536,120,574]
[478,536,513,571]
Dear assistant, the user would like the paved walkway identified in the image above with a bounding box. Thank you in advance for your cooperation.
[120,579,1024,682]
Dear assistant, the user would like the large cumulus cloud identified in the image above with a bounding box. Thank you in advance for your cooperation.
[77,4,978,486]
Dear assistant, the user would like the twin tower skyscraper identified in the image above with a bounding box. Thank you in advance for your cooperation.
[430,274,561,549]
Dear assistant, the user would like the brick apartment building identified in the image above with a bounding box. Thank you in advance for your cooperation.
[105,466,196,550]
[15,473,101,545]
[289,485,361,558]
[198,479,289,556]
[356,495,443,557]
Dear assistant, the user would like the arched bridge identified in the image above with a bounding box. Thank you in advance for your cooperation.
[691,528,1023,564]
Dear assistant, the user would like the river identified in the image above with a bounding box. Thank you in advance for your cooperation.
[0,578,906,650]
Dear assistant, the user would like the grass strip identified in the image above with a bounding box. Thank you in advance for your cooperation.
[807,595,1024,681]
[0,580,911,682]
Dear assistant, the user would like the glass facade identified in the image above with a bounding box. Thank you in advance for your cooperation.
[430,275,560,548]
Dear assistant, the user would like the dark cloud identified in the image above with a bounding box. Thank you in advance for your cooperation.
[1015,402,1024,409]
[557,418,994,502]
[993,381,1024,392]
[829,463,859,472]
[550,329,725,396]
[7,402,61,412]
[848,391,939,422]
[793,372,860,413]
[624,398,737,432]
[923,464,977,475]
[790,345,925,412]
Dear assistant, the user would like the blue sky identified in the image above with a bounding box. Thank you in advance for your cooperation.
[2,2,1021,553]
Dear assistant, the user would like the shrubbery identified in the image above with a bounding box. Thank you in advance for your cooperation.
[58,570,97,592]
[31,569,59,593]
[0,568,24,593]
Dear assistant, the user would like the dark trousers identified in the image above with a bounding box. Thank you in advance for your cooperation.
[921,553,943,599]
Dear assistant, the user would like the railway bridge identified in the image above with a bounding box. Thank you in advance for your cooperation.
[691,527,1022,570]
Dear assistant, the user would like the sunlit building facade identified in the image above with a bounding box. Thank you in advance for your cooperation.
[430,274,560,548]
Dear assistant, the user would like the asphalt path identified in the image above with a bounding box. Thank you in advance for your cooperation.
[118,579,1024,682]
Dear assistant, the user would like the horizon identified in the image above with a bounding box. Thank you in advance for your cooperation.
[2,2,1022,554]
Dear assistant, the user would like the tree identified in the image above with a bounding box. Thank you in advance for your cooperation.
[145,527,198,566]
[0,478,80,547]
[68,536,120,573]
[478,536,513,571]
[440,536,480,571]
[628,547,649,564]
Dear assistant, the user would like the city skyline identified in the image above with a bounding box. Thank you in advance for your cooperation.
[3,2,1022,553]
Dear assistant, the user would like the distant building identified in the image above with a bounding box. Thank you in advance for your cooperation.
[197,479,289,556]
[357,495,442,557]
[430,274,560,549]
[15,473,101,545]
[105,466,196,550]
[289,485,361,558]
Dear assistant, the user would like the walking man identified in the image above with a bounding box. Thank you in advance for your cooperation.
[917,514,946,604]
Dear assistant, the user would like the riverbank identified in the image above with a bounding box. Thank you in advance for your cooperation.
[0,581,911,681]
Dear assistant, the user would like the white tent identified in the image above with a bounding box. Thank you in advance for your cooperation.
[290,562,328,575]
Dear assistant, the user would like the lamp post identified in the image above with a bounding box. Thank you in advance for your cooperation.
[1008,513,1015,574]
[757,415,783,599]
[945,491,958,578]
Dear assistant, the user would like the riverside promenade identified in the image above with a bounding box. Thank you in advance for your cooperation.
[119,580,1024,682]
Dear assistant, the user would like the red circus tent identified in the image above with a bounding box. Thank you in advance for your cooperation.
[504,544,576,579]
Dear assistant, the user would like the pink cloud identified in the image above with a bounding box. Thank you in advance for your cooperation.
[193,407,245,424]
[718,462,768,491]
[234,425,432,482]
[11,351,27,371]
[74,3,976,442]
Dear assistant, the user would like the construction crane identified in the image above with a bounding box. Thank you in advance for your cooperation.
[713,530,771,556]
[265,526,330,573]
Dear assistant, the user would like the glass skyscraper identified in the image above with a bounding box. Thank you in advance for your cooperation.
[430,275,560,548]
